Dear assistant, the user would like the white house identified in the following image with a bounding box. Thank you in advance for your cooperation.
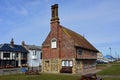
[97,52,104,60]
[21,41,41,69]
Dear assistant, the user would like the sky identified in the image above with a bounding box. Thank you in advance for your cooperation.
[0,0,120,58]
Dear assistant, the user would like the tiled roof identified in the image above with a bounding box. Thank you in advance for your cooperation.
[0,44,3,48]
[61,26,99,52]
[0,43,28,53]
[25,45,41,50]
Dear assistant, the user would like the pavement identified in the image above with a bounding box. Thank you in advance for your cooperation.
[99,75,120,78]
[0,68,22,75]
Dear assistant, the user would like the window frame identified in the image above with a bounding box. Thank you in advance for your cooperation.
[77,48,83,55]
[3,52,10,58]
[51,38,57,48]
[62,60,73,67]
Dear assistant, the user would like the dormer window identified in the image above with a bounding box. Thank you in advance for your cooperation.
[51,38,57,48]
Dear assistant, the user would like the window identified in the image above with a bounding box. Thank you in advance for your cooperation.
[12,53,15,59]
[77,48,83,55]
[62,61,65,66]
[62,60,73,67]
[16,53,18,57]
[51,38,57,48]
[3,53,10,58]
[69,61,73,67]
[66,61,68,66]
[33,50,37,56]
[32,50,37,59]
[91,51,95,56]
[21,53,27,58]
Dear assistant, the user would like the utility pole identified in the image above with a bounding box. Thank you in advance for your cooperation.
[109,47,112,62]
[109,47,111,56]
[115,51,117,61]
[118,54,119,61]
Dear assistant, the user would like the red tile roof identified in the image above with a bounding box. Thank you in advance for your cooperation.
[61,26,99,52]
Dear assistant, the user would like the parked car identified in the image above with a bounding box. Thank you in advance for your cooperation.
[96,60,108,64]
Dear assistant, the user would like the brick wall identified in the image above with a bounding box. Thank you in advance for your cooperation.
[60,30,76,59]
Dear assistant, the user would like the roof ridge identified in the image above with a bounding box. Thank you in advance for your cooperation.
[0,43,8,48]
[0,44,4,48]
[61,25,84,38]
[26,44,41,47]
[0,43,28,53]
[62,27,71,38]
[25,44,41,50]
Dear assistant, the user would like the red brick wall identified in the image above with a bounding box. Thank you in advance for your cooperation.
[42,22,59,59]
[42,47,50,59]
[42,22,76,59]
[60,30,76,59]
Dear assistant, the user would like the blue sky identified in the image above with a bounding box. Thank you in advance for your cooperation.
[0,0,120,58]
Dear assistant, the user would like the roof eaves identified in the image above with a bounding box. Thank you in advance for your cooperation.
[0,44,4,48]
[25,45,41,50]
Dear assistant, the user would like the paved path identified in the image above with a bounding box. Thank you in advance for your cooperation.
[0,68,22,75]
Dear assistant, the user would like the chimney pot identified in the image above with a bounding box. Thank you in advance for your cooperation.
[10,38,14,47]
[21,41,25,46]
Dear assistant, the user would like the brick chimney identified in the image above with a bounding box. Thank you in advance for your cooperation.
[50,4,60,32]
[10,38,14,47]
[21,41,25,46]
[51,4,59,23]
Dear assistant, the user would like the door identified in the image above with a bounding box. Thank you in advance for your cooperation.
[44,61,50,72]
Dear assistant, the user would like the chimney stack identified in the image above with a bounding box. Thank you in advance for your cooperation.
[51,4,59,23]
[10,38,14,47]
[21,41,25,46]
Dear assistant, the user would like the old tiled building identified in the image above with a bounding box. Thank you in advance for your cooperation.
[42,4,99,74]
[0,39,28,69]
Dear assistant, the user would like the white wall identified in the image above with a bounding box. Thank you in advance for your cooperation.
[27,50,41,67]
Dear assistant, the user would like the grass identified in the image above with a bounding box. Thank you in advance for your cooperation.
[96,64,120,80]
[0,64,120,80]
[0,73,79,80]
[96,64,107,69]
[97,64,120,75]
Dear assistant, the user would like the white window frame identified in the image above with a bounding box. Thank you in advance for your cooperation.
[51,38,57,48]
[32,50,37,59]
[62,60,73,67]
